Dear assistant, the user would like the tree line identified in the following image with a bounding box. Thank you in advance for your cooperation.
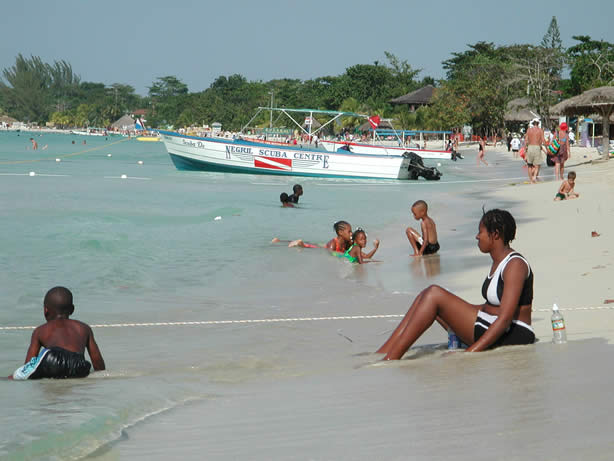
[1,17,612,135]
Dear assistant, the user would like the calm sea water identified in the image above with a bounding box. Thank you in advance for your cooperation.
[3,131,600,460]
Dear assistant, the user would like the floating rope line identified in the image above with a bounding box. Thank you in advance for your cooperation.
[0,137,130,165]
[1,306,613,331]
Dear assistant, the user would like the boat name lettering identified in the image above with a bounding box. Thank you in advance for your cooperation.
[258,149,288,158]
[226,146,252,155]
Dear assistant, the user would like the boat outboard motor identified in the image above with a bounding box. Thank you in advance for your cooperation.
[403,151,442,180]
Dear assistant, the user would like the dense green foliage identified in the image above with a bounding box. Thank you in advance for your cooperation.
[1,18,612,134]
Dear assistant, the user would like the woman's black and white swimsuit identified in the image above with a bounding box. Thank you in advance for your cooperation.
[475,252,535,347]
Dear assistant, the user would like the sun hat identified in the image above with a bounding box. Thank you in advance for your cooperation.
[560,122,568,131]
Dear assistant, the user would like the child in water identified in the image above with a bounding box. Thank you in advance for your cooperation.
[280,192,294,207]
[273,220,353,251]
[344,228,380,263]
[10,287,105,380]
[406,200,440,256]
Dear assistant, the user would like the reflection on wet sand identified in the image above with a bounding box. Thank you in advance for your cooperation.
[410,255,441,279]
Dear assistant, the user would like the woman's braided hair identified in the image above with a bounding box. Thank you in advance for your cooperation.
[480,209,516,245]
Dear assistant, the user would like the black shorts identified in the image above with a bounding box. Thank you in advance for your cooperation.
[474,311,535,348]
[417,241,440,255]
[29,347,91,379]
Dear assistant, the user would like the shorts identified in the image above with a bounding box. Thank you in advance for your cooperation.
[13,347,91,380]
[474,311,535,348]
[555,192,566,200]
[525,145,543,166]
[416,241,440,255]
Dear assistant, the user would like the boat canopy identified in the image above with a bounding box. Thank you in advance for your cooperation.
[242,107,369,138]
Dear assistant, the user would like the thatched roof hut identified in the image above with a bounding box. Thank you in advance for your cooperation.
[0,115,17,124]
[551,86,614,156]
[504,98,540,122]
[111,114,136,130]
[390,85,435,110]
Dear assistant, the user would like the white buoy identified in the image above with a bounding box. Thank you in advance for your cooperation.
[214,216,222,221]
[107,154,112,157]
[137,160,143,165]
[437,162,442,167]
[120,174,127,179]
[55,158,61,162]
[29,171,36,176]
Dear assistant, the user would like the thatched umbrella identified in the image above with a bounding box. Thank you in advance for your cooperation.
[551,86,614,159]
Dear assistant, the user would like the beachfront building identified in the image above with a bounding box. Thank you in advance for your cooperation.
[390,85,435,112]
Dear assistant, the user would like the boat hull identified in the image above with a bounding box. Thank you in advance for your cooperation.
[319,140,452,160]
[160,131,413,180]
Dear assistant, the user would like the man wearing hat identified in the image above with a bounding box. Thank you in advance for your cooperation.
[524,119,546,184]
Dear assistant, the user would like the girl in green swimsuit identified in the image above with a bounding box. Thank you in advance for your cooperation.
[344,228,380,264]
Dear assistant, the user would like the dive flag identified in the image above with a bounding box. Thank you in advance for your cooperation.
[368,115,381,129]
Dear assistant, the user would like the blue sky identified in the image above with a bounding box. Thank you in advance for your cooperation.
[0,0,611,96]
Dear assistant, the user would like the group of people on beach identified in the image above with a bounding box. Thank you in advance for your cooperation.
[10,168,539,382]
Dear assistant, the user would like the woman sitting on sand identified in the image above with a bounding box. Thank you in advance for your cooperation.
[377,209,534,360]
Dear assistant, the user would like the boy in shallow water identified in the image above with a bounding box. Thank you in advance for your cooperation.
[405,200,440,256]
[554,171,579,201]
[10,286,105,380]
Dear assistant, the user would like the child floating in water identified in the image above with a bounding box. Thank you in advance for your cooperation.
[280,192,294,207]
[343,228,379,263]
[406,200,440,256]
[272,220,353,251]
[287,184,303,204]
[554,171,579,201]
[10,287,105,380]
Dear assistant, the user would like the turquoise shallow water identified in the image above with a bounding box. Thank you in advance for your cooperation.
[0,131,539,459]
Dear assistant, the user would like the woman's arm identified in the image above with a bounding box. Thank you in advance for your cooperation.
[466,258,528,352]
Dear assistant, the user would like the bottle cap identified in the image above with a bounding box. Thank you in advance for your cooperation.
[553,303,559,311]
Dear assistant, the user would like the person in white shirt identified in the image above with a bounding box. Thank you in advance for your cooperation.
[510,137,521,158]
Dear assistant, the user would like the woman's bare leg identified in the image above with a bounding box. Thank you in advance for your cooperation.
[378,285,480,360]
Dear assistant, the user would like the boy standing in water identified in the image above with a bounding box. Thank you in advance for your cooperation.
[11,287,105,380]
[406,200,440,256]
[288,184,303,204]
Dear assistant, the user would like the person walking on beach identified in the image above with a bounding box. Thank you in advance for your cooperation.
[377,209,534,360]
[524,120,546,183]
[477,136,488,166]
[553,122,570,180]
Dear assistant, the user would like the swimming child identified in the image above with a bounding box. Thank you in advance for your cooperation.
[10,287,105,380]
[554,171,579,201]
[405,200,440,256]
[343,228,380,264]
[324,220,352,253]
[287,184,303,204]
[274,220,352,251]
[280,192,294,207]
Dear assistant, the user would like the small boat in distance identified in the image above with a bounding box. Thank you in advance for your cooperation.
[70,128,108,136]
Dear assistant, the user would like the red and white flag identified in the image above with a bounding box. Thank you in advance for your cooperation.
[368,115,381,129]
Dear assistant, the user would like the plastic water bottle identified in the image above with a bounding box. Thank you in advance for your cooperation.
[447,328,460,349]
[551,304,567,344]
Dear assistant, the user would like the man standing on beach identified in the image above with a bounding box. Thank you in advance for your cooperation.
[524,120,546,184]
